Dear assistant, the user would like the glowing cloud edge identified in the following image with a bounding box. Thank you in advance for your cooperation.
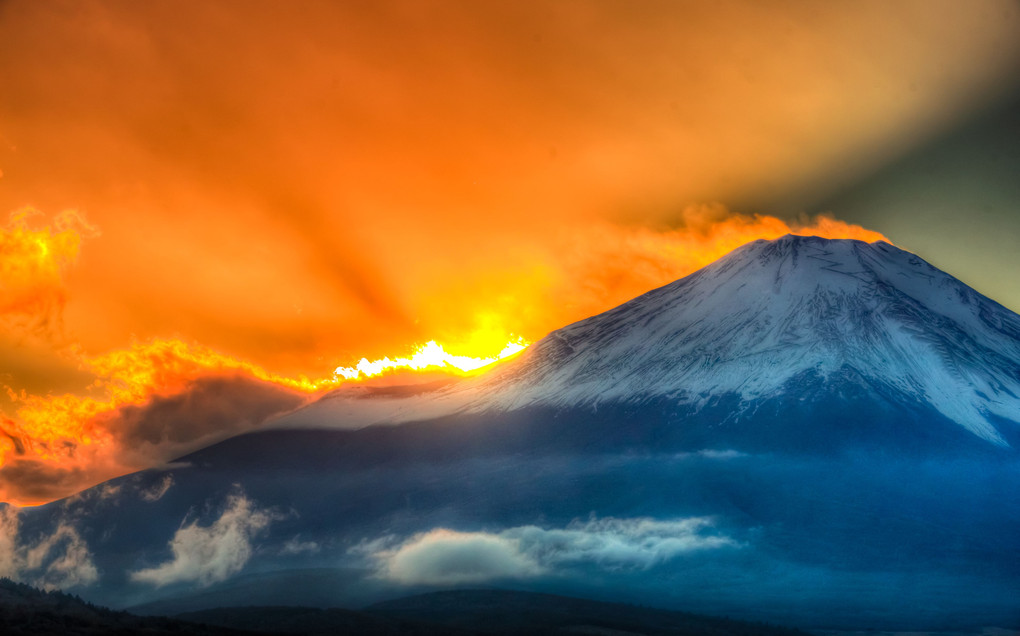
[334,338,529,380]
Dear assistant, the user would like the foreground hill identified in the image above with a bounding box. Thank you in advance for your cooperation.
[180,589,810,636]
[0,577,256,635]
[0,578,811,636]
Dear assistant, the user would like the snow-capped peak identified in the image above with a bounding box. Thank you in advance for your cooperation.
[472,235,1020,446]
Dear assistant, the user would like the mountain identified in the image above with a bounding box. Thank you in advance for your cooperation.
[472,235,1020,447]
[284,234,1020,453]
[5,236,1019,632]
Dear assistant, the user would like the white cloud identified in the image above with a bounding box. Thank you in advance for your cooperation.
[97,482,122,500]
[666,449,750,461]
[0,505,21,579]
[0,504,99,590]
[24,523,99,590]
[139,474,174,502]
[280,536,320,555]
[130,493,275,587]
[695,449,748,459]
[368,516,737,586]
[381,529,543,585]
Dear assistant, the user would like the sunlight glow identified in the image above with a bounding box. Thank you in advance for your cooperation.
[334,338,529,380]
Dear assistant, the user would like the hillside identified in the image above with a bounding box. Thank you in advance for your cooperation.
[0,577,255,635]
[0,578,813,636]
[179,589,812,636]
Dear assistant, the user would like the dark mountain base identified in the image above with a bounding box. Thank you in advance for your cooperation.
[0,578,813,636]
[368,589,811,636]
[0,577,257,635]
[179,589,811,636]
[126,569,377,617]
[178,604,483,636]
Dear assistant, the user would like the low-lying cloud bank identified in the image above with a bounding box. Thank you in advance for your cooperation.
[366,516,738,586]
[0,504,98,590]
[130,492,276,588]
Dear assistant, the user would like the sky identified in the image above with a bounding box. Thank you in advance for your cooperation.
[1,0,1019,504]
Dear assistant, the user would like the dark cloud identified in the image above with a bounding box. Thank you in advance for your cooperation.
[108,374,305,450]
[0,374,305,503]
[139,474,174,503]
[0,460,89,504]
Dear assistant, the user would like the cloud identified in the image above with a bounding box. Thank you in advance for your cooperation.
[3,0,1017,379]
[139,474,174,503]
[0,460,90,505]
[0,505,19,578]
[0,504,99,590]
[0,369,306,505]
[22,523,99,590]
[663,449,750,461]
[529,210,886,331]
[696,449,748,460]
[379,529,543,586]
[96,482,122,501]
[130,492,276,588]
[368,516,737,586]
[0,208,98,338]
[279,536,320,556]
[108,373,306,453]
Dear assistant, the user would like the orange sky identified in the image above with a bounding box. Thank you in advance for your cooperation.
[1,0,1019,503]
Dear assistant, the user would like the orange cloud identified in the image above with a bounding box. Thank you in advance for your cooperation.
[7,339,317,460]
[1,1,1016,377]
[554,208,888,312]
[0,339,317,504]
[0,208,98,336]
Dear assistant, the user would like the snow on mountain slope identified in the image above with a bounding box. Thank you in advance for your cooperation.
[469,235,1020,446]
